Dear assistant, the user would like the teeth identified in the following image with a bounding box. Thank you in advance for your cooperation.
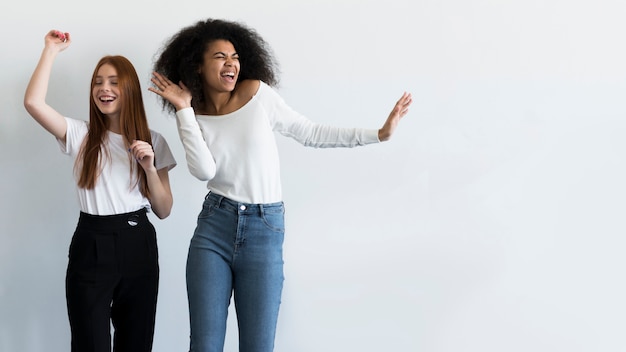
[222,72,235,77]
[100,96,115,102]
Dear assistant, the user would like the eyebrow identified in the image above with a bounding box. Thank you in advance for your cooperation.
[213,51,238,56]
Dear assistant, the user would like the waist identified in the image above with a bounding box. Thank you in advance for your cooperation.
[77,208,149,231]
[205,192,284,214]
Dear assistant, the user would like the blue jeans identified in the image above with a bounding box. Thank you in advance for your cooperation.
[187,192,285,352]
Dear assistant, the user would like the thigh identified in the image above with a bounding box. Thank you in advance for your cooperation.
[66,229,119,352]
[233,206,285,352]
[187,203,237,352]
[111,223,160,352]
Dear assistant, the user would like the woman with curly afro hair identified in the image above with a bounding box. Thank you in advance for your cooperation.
[150,18,412,352]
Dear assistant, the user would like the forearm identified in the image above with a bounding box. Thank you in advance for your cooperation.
[176,108,217,180]
[146,168,173,219]
[284,117,380,148]
[24,48,56,107]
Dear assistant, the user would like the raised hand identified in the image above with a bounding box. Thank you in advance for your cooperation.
[45,29,71,53]
[378,92,413,142]
[149,71,192,111]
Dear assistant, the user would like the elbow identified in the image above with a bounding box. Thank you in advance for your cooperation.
[189,165,216,182]
[152,198,173,220]
[23,98,36,115]
[154,209,171,220]
[153,203,172,219]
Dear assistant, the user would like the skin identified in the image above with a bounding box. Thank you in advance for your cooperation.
[149,39,413,141]
[24,29,173,219]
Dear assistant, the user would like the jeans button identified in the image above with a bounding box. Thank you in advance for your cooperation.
[239,205,246,211]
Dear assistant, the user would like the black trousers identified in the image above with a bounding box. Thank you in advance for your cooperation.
[66,208,159,352]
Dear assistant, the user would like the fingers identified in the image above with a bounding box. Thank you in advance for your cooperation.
[128,140,154,161]
[395,92,413,117]
[54,30,67,42]
[47,29,70,45]
[149,72,182,94]
[151,71,175,88]
[398,92,412,106]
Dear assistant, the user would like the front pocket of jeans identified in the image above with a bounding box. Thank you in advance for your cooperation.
[261,209,285,233]
[197,202,215,219]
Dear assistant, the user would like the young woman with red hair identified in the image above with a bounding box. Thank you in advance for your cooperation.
[24,29,176,352]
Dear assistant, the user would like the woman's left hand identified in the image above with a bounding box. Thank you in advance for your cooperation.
[378,92,413,141]
[129,140,156,172]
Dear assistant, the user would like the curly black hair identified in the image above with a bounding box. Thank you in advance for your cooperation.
[152,18,280,115]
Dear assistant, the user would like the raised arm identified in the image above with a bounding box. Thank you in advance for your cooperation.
[149,72,217,181]
[24,30,72,141]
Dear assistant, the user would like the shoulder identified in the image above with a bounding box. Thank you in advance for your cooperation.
[65,117,89,135]
[234,79,262,100]
[149,129,174,154]
[149,129,167,144]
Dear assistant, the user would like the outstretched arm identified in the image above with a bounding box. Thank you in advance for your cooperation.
[378,92,413,142]
[24,30,71,141]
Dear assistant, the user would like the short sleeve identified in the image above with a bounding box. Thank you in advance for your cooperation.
[57,117,88,157]
[151,131,177,171]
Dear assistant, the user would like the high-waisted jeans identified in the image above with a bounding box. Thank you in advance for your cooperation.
[66,208,159,352]
[187,192,285,352]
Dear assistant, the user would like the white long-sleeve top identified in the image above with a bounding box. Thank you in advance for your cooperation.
[175,81,380,204]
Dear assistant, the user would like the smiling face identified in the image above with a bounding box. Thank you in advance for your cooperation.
[92,63,121,118]
[198,39,240,93]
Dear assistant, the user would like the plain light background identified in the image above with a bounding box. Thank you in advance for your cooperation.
[2,0,626,351]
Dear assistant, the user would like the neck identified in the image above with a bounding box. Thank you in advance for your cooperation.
[200,86,234,115]
[107,114,121,134]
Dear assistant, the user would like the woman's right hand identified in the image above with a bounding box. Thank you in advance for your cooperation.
[149,71,192,111]
[44,30,71,52]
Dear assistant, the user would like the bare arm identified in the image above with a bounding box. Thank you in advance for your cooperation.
[23,30,71,141]
[129,140,174,219]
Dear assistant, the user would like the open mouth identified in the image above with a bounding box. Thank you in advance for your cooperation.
[221,72,236,82]
[99,95,116,103]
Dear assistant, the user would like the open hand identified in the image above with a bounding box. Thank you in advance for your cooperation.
[378,92,413,141]
[149,71,192,111]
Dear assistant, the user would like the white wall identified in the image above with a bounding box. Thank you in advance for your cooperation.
[2,1,626,351]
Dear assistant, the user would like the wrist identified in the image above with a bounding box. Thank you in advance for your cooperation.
[378,128,390,142]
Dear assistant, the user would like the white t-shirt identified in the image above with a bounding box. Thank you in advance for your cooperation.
[175,81,379,204]
[58,117,176,215]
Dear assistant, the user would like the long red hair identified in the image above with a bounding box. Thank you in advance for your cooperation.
[75,56,152,198]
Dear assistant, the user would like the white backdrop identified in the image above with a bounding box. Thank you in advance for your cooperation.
[2,1,626,351]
